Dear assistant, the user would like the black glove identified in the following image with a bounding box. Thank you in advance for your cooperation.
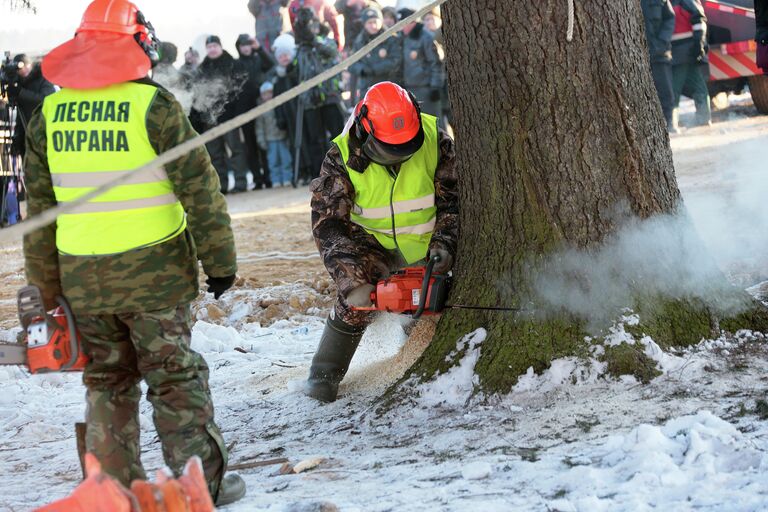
[429,248,453,274]
[429,89,441,102]
[206,275,236,300]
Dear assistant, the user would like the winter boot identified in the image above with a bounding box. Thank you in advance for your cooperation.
[215,473,246,506]
[305,315,365,403]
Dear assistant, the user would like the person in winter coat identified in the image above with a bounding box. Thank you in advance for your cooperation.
[248,0,290,53]
[24,0,244,505]
[236,33,276,189]
[4,54,55,156]
[349,6,403,93]
[641,0,676,131]
[670,0,711,127]
[256,81,293,186]
[190,35,251,193]
[179,46,200,83]
[269,34,311,184]
[152,42,184,90]
[304,82,458,403]
[294,7,347,182]
[397,8,443,118]
[382,6,397,29]
[289,0,345,49]
[335,0,381,50]
[757,0,768,73]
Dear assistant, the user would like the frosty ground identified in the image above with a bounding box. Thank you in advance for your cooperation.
[2,99,768,511]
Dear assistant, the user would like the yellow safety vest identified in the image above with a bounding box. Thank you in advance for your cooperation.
[333,113,439,264]
[42,82,186,256]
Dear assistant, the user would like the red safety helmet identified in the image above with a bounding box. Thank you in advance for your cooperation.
[354,82,424,166]
[42,0,160,89]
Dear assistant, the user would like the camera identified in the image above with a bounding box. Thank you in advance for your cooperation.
[1,52,25,104]
[293,7,320,46]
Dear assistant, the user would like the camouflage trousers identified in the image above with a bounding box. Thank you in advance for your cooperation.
[78,304,227,499]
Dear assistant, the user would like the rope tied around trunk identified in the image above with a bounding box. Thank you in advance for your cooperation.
[567,0,575,42]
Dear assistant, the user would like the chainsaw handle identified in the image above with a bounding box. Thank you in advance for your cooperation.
[55,295,80,371]
[413,254,440,319]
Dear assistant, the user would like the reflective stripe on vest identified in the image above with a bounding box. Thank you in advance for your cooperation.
[42,82,187,256]
[333,113,439,264]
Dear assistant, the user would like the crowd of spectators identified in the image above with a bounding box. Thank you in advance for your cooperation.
[154,1,450,192]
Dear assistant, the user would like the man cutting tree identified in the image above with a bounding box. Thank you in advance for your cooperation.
[305,81,458,403]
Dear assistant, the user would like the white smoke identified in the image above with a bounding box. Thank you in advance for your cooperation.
[531,138,768,325]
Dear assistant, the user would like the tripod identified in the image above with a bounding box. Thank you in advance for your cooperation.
[0,93,26,227]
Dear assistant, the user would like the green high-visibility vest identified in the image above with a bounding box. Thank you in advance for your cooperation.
[333,113,439,264]
[42,82,186,256]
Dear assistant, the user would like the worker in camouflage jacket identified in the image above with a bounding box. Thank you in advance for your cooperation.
[305,81,458,403]
[23,0,244,506]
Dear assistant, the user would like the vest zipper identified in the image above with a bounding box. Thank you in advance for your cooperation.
[387,165,403,259]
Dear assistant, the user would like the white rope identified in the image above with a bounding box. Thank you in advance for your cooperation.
[0,0,449,246]
[567,0,575,42]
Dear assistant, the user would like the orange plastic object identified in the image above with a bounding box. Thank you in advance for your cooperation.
[34,454,136,512]
[177,457,215,512]
[159,479,189,512]
[356,267,441,314]
[26,307,88,374]
[130,481,162,512]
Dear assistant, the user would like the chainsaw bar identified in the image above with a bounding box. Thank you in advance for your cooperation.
[447,304,521,312]
[0,343,27,366]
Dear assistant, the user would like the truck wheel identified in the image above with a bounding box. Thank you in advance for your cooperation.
[749,75,768,114]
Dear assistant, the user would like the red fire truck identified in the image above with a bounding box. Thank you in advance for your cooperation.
[705,0,767,112]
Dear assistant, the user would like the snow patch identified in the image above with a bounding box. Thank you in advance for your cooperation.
[416,328,486,408]
[543,411,768,510]
[461,461,493,480]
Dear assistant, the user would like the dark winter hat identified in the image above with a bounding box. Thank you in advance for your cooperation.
[205,35,222,46]
[397,8,415,20]
[159,42,178,65]
[361,7,382,23]
[236,33,253,48]
[12,54,31,67]
[382,6,397,18]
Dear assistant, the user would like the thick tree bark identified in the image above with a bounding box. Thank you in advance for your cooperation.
[406,0,768,392]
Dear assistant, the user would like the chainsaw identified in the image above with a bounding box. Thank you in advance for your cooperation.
[354,255,451,319]
[0,285,88,373]
[353,255,524,318]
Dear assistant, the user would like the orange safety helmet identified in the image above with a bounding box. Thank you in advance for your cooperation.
[42,0,160,89]
[354,81,424,166]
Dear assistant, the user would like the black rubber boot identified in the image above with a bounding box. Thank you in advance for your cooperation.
[305,315,365,403]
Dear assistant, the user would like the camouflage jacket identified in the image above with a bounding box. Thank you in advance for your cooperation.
[310,128,458,297]
[23,80,237,315]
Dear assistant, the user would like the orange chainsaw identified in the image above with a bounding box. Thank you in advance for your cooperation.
[353,255,523,318]
[354,255,451,319]
[0,285,88,373]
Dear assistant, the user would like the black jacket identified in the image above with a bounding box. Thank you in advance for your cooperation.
[401,23,442,90]
[757,0,768,44]
[641,0,675,63]
[189,51,249,131]
[236,45,275,109]
[16,63,55,129]
[349,29,403,91]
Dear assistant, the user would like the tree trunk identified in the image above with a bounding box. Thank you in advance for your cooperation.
[406,0,768,392]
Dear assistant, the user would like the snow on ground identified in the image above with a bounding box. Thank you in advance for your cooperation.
[2,102,768,511]
[2,306,767,511]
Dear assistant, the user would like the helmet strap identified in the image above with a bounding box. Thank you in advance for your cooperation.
[134,11,161,67]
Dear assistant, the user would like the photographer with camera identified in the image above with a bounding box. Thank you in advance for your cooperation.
[292,7,346,183]
[2,53,55,156]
